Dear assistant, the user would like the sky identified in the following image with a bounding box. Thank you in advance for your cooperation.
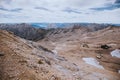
[0,0,120,23]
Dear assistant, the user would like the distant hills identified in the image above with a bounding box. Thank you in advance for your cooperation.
[0,23,46,41]
[31,23,120,29]
[0,23,119,41]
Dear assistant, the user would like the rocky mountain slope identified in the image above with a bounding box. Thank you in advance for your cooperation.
[44,25,90,42]
[39,26,120,79]
[0,24,120,80]
[1,30,82,80]
[0,23,46,41]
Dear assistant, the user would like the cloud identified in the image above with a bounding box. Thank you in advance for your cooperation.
[0,7,22,12]
[0,0,120,24]
[91,0,120,11]
[115,0,120,3]
[62,8,81,14]
[0,14,14,18]
[91,5,120,11]
[34,7,51,12]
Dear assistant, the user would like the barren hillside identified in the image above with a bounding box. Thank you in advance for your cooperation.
[39,26,120,79]
[0,26,120,80]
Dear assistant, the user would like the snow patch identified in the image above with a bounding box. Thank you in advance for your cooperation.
[82,58,104,69]
[110,49,120,58]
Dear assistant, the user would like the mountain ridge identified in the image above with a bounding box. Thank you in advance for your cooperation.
[0,23,119,41]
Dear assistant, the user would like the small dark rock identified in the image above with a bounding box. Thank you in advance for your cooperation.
[0,52,4,56]
[101,44,111,49]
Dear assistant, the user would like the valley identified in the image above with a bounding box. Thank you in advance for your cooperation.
[0,23,120,80]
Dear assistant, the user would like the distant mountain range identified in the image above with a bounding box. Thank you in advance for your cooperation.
[0,23,120,41]
[31,23,120,29]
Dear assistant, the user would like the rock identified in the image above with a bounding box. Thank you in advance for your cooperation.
[82,43,89,48]
[96,55,102,59]
[101,45,111,49]
[0,52,4,56]
[50,75,61,80]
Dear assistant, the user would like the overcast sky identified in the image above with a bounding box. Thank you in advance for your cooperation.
[0,0,120,23]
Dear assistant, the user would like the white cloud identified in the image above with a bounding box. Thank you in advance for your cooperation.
[0,0,119,23]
